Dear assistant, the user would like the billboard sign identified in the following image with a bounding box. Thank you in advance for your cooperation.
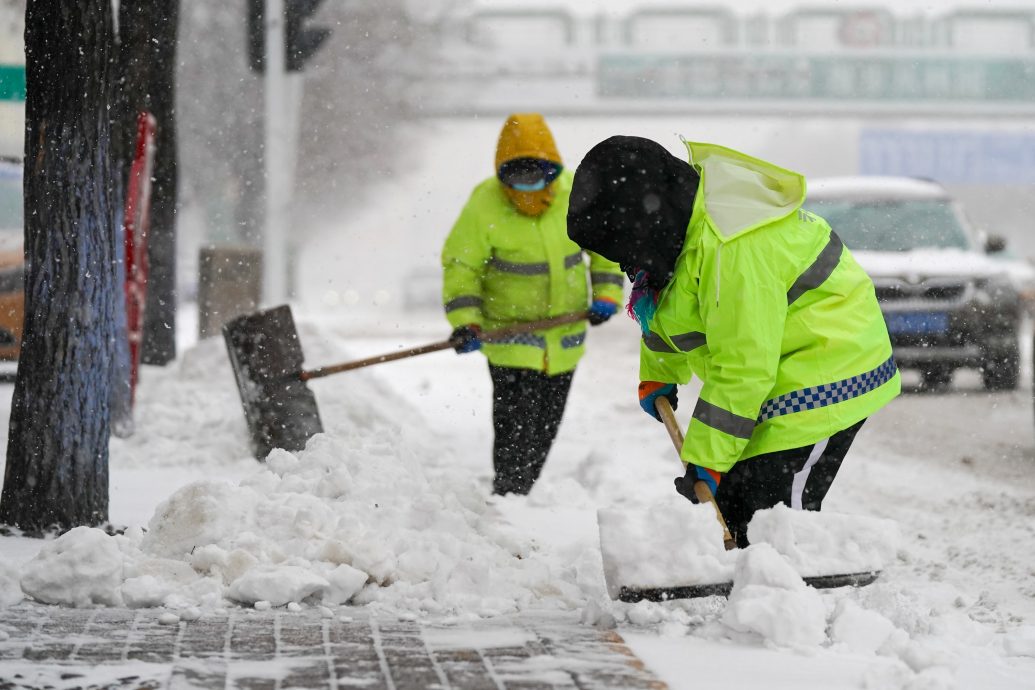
[598,54,1035,110]
[860,129,1035,184]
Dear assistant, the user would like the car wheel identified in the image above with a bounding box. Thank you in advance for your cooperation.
[919,363,953,389]
[981,345,1020,391]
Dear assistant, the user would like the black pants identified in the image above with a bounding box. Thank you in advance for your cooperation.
[489,364,574,495]
[716,419,866,548]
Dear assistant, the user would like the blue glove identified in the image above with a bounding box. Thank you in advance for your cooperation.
[638,381,677,421]
[587,298,618,326]
[674,463,722,503]
[449,325,482,354]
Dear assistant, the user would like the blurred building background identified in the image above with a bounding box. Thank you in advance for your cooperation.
[0,0,1033,309]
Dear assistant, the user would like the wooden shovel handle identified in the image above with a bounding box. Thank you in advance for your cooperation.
[299,311,590,381]
[655,396,738,551]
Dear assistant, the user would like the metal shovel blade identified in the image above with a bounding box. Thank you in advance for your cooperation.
[616,570,881,603]
[223,305,324,460]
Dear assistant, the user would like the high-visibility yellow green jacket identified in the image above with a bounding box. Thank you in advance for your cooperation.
[442,169,624,374]
[640,142,900,472]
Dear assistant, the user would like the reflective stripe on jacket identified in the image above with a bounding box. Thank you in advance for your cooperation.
[442,169,624,374]
[639,141,900,472]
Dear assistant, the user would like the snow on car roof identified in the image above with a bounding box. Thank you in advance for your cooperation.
[807,176,949,202]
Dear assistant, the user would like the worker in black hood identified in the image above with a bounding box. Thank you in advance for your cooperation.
[566,135,900,548]
[567,136,699,291]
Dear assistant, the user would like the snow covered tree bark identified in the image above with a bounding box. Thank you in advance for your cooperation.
[0,0,120,532]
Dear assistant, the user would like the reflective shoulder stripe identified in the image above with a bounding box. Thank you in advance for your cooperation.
[757,355,897,423]
[692,399,755,440]
[787,232,844,305]
[445,296,483,312]
[490,256,549,275]
[490,253,583,275]
[591,272,624,287]
[643,331,675,353]
[643,330,705,353]
[564,252,584,269]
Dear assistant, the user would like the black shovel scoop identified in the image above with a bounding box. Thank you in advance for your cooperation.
[223,305,589,460]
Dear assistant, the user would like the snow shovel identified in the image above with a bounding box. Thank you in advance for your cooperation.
[601,396,881,603]
[223,304,590,460]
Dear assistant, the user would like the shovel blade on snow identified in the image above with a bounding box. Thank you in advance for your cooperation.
[223,305,324,460]
[616,570,881,603]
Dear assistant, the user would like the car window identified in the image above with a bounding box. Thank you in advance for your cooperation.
[806,199,971,252]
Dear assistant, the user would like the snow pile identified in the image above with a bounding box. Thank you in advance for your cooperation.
[18,431,584,615]
[597,497,735,599]
[20,527,124,607]
[722,544,828,647]
[827,599,957,687]
[747,503,900,577]
[828,599,897,654]
[597,500,898,604]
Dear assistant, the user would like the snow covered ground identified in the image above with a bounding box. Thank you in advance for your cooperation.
[1,303,1033,689]
[2,116,1035,688]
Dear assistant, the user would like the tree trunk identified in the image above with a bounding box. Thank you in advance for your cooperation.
[0,1,120,532]
[118,0,180,365]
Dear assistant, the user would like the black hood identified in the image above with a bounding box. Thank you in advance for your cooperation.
[567,136,699,290]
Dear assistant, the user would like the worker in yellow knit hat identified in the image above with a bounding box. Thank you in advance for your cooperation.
[441,113,625,496]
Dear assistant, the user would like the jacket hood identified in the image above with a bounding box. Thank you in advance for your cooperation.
[567,135,698,290]
[685,141,806,241]
[495,113,561,169]
[496,113,562,217]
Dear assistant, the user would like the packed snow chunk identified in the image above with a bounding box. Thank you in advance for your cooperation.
[0,560,22,608]
[747,503,899,577]
[829,599,897,654]
[227,565,329,606]
[119,556,204,609]
[597,496,735,600]
[722,543,826,648]
[322,564,369,605]
[142,481,256,559]
[121,575,174,608]
[20,527,124,607]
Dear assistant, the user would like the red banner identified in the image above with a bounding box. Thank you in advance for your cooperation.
[124,112,157,403]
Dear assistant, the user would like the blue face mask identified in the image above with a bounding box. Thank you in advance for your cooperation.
[498,158,562,192]
[509,179,548,192]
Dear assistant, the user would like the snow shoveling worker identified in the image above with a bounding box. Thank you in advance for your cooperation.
[566,136,901,547]
[441,113,625,496]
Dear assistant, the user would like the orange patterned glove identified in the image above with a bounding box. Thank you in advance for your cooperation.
[638,381,677,421]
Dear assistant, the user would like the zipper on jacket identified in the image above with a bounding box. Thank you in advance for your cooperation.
[715,243,721,307]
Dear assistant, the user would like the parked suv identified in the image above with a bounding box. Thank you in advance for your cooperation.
[806,177,1021,390]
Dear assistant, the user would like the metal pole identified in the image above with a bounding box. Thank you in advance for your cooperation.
[263,0,288,304]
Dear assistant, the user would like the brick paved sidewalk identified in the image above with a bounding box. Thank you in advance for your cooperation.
[0,602,666,690]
